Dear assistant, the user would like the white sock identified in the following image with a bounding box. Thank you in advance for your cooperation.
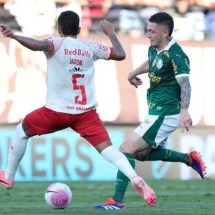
[101,145,137,181]
[6,123,29,180]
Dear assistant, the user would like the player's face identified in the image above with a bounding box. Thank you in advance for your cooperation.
[147,22,169,50]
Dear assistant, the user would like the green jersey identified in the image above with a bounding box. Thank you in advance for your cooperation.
[147,40,190,116]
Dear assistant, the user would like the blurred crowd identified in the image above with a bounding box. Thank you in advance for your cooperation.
[0,0,215,40]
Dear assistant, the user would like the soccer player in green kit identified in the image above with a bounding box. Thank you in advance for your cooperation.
[94,12,206,210]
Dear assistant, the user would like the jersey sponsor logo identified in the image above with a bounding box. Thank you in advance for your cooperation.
[148,72,161,83]
[171,59,178,73]
[64,48,91,58]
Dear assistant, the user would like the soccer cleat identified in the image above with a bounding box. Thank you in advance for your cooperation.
[0,170,14,189]
[187,151,206,179]
[132,176,156,206]
[93,197,126,210]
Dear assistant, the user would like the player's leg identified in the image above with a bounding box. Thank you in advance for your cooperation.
[105,132,154,207]
[94,114,160,209]
[136,147,206,178]
[135,146,191,172]
[134,114,183,162]
[71,110,138,182]
[0,122,29,189]
[108,114,167,206]
[0,107,46,189]
[98,141,156,207]
[135,146,189,162]
[0,107,68,189]
[72,110,156,208]
[135,114,206,178]
[97,143,156,208]
[112,152,135,203]
[92,151,136,210]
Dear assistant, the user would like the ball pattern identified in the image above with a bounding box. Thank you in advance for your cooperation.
[45,183,72,209]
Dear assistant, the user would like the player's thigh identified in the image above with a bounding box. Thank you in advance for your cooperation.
[72,110,110,147]
[119,131,150,154]
[23,106,68,135]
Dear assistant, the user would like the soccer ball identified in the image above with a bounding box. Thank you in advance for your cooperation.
[45,182,72,209]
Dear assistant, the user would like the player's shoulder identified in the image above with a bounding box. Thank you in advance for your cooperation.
[76,38,100,48]
[169,41,184,51]
[169,42,188,58]
[44,36,67,45]
[77,38,96,45]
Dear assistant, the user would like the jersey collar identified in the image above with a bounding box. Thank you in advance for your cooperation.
[156,37,175,54]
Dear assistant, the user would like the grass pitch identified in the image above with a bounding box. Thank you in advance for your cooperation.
[0,179,214,215]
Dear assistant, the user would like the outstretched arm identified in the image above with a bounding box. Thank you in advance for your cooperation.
[100,19,125,61]
[128,60,149,88]
[0,25,53,53]
[176,75,192,132]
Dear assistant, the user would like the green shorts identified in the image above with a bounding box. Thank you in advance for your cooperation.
[134,114,179,148]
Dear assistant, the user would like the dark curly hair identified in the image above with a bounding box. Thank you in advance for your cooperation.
[57,10,80,36]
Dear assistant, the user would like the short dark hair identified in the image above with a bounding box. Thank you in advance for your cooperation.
[57,11,80,36]
[149,12,174,36]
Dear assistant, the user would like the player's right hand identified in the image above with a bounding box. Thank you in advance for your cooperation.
[129,77,143,88]
[0,25,14,38]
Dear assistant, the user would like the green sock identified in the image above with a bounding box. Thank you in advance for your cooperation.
[137,146,190,164]
[112,153,135,203]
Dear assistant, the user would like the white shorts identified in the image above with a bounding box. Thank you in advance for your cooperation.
[134,114,180,148]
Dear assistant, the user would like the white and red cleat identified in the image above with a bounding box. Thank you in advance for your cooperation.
[132,176,156,206]
[0,170,14,189]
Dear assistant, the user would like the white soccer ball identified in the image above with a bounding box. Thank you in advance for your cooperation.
[45,182,72,209]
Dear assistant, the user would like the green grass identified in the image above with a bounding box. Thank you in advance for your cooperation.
[0,179,214,215]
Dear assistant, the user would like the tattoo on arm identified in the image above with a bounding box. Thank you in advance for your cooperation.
[176,76,191,109]
[14,35,52,52]
[108,34,125,60]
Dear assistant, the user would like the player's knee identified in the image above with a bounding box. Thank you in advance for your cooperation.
[16,123,28,138]
[119,143,133,154]
[134,151,147,161]
[134,148,153,161]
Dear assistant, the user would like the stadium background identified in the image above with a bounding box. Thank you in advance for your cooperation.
[0,0,215,181]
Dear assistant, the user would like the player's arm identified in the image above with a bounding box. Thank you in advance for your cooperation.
[100,19,125,61]
[0,25,53,53]
[128,60,149,88]
[176,75,192,132]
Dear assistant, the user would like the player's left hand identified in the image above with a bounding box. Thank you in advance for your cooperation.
[100,19,115,36]
[179,109,192,132]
